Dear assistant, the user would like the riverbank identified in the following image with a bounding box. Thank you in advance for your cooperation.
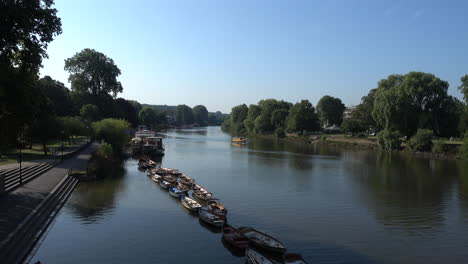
[248,133,464,159]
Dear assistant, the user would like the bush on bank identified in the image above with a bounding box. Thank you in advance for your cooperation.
[459,134,468,159]
[88,143,115,178]
[377,129,401,151]
[432,140,447,154]
[407,129,434,152]
[92,118,130,153]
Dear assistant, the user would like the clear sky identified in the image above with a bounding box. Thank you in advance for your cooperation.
[40,0,468,113]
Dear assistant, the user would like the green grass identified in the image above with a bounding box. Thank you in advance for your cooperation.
[0,137,89,166]
[437,140,463,145]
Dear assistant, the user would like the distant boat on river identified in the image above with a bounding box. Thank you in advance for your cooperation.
[231,136,247,144]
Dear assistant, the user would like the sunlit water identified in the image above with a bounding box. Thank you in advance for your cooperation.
[30,127,468,264]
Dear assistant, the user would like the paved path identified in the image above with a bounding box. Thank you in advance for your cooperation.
[0,142,98,244]
[0,138,90,172]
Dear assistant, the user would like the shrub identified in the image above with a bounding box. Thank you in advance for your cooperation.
[407,129,433,152]
[432,140,447,154]
[459,134,468,159]
[89,143,114,178]
[274,127,285,138]
[92,118,130,152]
[377,129,401,151]
[96,143,114,160]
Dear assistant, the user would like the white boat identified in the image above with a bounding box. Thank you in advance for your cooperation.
[159,180,172,189]
[181,196,202,212]
[151,174,162,183]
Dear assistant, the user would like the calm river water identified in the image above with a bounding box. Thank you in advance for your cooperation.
[30,127,468,264]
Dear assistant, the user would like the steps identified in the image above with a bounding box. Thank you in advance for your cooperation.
[1,161,58,192]
[0,173,79,264]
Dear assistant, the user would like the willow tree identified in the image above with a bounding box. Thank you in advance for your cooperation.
[372,72,450,137]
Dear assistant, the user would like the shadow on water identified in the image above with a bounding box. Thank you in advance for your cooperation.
[221,238,245,257]
[66,160,126,224]
[345,150,458,232]
[198,218,222,234]
[457,162,468,223]
[304,240,377,264]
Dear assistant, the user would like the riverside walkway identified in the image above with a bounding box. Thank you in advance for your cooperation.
[0,142,98,246]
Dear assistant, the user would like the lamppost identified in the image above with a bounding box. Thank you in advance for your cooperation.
[61,130,64,162]
[17,133,25,185]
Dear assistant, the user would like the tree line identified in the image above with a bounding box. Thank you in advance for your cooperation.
[223,72,468,157]
[0,1,224,158]
[222,96,347,137]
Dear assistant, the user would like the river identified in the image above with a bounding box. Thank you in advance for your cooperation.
[29,127,468,264]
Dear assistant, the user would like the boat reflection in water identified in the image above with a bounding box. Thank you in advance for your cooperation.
[221,237,245,257]
[198,218,222,234]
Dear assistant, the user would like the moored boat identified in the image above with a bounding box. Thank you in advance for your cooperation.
[198,208,225,227]
[151,174,162,183]
[284,253,308,264]
[222,223,249,251]
[169,187,187,198]
[207,198,228,216]
[178,174,195,186]
[163,174,178,183]
[238,227,287,254]
[181,196,202,212]
[193,189,213,202]
[159,180,173,189]
[246,248,275,264]
[154,167,181,176]
[176,182,191,191]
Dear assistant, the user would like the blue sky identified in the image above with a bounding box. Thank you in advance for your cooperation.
[41,0,468,113]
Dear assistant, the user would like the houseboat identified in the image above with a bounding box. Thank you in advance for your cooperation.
[131,128,165,156]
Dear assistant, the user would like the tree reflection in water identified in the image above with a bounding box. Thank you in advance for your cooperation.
[66,161,127,224]
[345,150,462,232]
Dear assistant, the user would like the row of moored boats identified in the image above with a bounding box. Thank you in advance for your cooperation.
[139,158,307,264]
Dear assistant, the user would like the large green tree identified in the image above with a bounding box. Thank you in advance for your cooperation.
[372,72,450,136]
[223,104,248,134]
[459,75,468,103]
[0,0,62,150]
[38,76,74,116]
[254,99,292,133]
[0,0,62,73]
[316,96,346,127]
[350,89,377,131]
[192,105,209,125]
[92,118,130,152]
[59,116,87,144]
[30,99,60,156]
[458,75,468,135]
[80,104,101,123]
[64,49,123,97]
[286,100,320,133]
[175,104,194,125]
[244,104,261,133]
[139,106,157,128]
[115,98,139,127]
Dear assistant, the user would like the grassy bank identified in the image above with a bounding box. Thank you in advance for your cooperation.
[247,132,463,159]
[0,136,89,166]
